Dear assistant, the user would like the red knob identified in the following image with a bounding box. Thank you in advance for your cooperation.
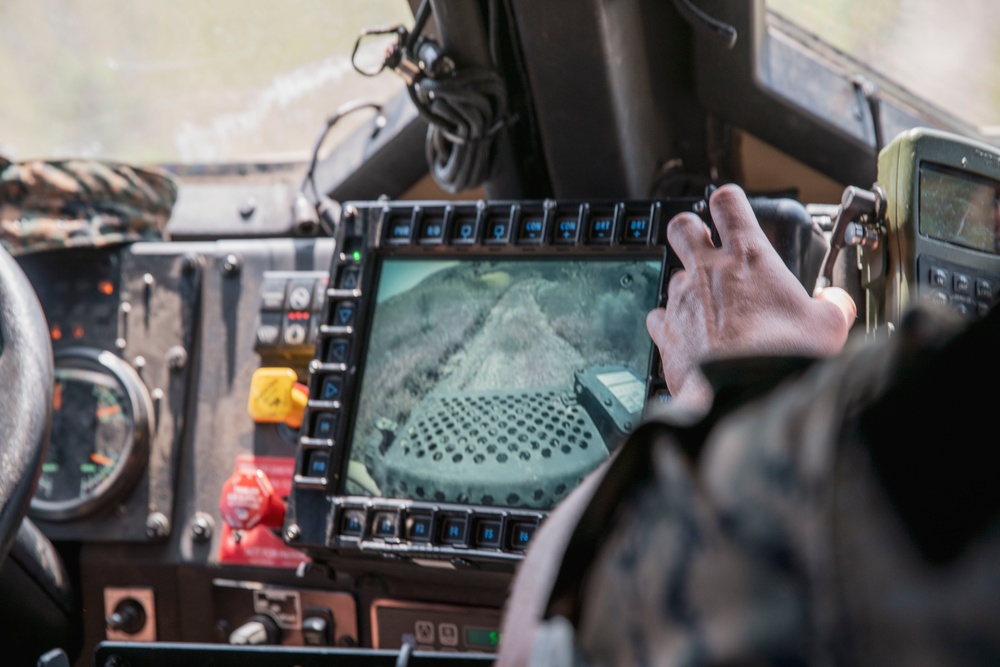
[219,469,286,532]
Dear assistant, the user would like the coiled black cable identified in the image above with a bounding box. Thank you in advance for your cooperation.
[413,66,508,194]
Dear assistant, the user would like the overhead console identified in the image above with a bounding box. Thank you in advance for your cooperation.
[284,197,711,567]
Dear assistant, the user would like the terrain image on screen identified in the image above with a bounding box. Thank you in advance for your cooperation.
[344,257,662,510]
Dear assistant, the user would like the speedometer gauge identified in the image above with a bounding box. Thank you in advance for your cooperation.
[30,348,152,521]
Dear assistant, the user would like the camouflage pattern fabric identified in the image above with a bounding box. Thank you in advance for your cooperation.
[524,304,1000,666]
[0,157,177,255]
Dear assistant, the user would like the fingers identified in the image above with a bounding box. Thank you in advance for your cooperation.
[814,286,857,329]
[708,183,768,250]
[667,213,714,268]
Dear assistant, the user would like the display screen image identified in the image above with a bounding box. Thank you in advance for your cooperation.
[920,162,1000,255]
[344,257,662,510]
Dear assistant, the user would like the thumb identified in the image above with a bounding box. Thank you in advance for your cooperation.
[646,307,668,346]
[814,286,857,330]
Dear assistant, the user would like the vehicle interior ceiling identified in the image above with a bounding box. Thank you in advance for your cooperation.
[2,0,996,665]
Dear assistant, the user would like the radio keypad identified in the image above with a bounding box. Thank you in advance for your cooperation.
[920,256,998,319]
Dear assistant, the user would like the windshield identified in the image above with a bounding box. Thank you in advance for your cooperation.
[767,0,1000,133]
[0,0,411,166]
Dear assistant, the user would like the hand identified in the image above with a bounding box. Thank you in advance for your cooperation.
[647,184,856,412]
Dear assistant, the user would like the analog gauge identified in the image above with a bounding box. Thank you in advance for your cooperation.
[30,348,152,521]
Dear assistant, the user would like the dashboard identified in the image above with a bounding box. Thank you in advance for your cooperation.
[14,195,706,662]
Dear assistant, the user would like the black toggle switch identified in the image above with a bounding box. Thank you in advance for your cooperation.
[106,598,147,635]
[302,606,334,646]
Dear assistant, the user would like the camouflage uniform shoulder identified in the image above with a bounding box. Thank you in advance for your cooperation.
[0,158,178,256]
[533,304,1000,666]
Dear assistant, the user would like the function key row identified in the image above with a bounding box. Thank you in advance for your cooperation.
[379,202,662,248]
[332,504,540,555]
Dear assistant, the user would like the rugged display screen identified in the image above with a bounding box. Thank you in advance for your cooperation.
[344,257,662,510]
[920,162,1000,255]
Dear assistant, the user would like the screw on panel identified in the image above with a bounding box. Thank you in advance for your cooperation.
[222,254,241,276]
[146,512,170,540]
[191,513,214,542]
[166,346,188,371]
[239,197,257,220]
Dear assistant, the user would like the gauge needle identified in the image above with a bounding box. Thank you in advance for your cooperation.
[95,404,121,419]
[91,453,114,467]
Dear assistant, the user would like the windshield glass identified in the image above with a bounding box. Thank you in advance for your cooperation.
[0,0,412,165]
[767,0,1000,133]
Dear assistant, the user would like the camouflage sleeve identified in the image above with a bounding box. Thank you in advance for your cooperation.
[0,158,178,255]
[551,305,1000,667]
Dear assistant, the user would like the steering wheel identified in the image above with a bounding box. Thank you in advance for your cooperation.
[0,244,53,564]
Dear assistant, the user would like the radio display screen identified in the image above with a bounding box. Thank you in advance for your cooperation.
[920,162,1000,255]
[343,256,662,510]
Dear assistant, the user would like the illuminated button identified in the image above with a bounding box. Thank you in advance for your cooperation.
[553,216,579,244]
[623,216,651,243]
[320,376,343,402]
[484,217,511,244]
[407,514,433,542]
[312,413,338,440]
[518,215,544,243]
[509,522,536,550]
[339,267,361,290]
[440,517,468,545]
[340,509,365,537]
[325,339,350,364]
[654,389,672,406]
[451,216,479,244]
[372,511,399,538]
[387,216,414,242]
[332,302,356,327]
[475,519,502,548]
[588,213,615,242]
[419,216,446,242]
[306,450,330,478]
